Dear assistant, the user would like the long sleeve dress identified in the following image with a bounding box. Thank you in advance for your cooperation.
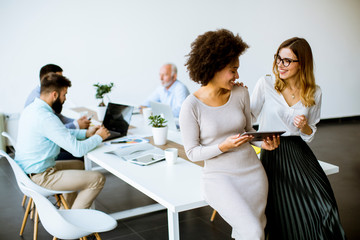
[250,75,346,240]
[179,86,268,240]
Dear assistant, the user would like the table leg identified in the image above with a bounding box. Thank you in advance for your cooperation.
[167,209,179,240]
[84,155,92,171]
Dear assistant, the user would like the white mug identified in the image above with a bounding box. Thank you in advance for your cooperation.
[164,148,178,165]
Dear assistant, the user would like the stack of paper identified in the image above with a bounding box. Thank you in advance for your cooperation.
[105,143,165,166]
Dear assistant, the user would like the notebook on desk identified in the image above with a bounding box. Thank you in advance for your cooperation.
[103,102,134,140]
[150,101,179,131]
[105,143,165,166]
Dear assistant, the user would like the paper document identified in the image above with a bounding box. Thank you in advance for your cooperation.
[105,143,165,166]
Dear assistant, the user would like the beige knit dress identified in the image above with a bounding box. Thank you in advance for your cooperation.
[179,86,268,240]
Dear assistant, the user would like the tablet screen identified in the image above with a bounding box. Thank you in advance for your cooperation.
[241,131,285,141]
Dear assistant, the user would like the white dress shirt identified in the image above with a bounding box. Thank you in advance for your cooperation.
[250,75,322,142]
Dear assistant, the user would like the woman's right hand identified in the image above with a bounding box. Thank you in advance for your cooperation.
[219,134,253,152]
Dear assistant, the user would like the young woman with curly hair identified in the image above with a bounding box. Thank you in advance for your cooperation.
[251,37,346,239]
[179,29,279,240]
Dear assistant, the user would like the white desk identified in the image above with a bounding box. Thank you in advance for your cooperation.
[85,147,207,240]
[85,114,206,240]
[84,113,339,240]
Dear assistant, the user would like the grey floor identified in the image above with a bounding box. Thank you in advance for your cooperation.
[0,118,359,240]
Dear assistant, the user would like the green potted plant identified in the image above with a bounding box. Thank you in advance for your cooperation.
[148,115,168,145]
[93,82,114,106]
[93,82,114,121]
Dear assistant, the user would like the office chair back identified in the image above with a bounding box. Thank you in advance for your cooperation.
[20,183,117,239]
[2,131,17,152]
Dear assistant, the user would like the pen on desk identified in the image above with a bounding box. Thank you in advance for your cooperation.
[111,140,128,144]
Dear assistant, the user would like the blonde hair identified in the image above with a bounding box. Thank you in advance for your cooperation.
[273,37,316,107]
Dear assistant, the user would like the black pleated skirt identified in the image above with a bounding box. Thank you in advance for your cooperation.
[261,136,346,240]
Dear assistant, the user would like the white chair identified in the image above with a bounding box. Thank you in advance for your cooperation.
[1,131,16,152]
[0,150,74,240]
[1,131,29,207]
[19,182,117,240]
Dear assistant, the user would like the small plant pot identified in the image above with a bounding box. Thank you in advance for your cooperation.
[152,126,168,145]
[97,106,107,122]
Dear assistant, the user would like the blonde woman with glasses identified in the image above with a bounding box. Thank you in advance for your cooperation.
[251,37,346,240]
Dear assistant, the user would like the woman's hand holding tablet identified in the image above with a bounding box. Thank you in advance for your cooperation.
[241,131,285,141]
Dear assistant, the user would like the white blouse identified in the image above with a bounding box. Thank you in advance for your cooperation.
[250,75,322,142]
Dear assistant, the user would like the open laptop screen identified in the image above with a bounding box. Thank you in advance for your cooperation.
[102,103,134,137]
[150,101,179,131]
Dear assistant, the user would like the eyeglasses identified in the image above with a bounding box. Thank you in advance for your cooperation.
[274,55,299,67]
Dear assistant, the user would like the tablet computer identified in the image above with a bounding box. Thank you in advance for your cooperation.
[125,153,165,166]
[241,131,286,141]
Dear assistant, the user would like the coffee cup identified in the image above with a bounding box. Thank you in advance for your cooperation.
[164,148,178,165]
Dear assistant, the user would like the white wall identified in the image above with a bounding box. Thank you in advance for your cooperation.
[1,0,359,119]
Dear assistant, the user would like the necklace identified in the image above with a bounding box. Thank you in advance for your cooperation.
[288,87,298,100]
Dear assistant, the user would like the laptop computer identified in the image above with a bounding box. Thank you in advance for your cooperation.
[150,101,179,131]
[102,102,134,140]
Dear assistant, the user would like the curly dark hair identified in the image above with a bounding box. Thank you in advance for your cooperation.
[185,29,249,86]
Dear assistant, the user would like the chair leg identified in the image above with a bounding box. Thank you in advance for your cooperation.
[30,200,35,219]
[52,194,69,240]
[54,194,61,207]
[210,209,217,222]
[20,198,32,236]
[22,195,27,207]
[33,208,39,240]
[94,232,102,240]
[58,194,70,209]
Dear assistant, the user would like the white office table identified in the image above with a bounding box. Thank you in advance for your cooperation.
[85,145,207,240]
[85,114,207,240]
[84,113,338,240]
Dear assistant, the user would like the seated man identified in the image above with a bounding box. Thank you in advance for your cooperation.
[25,64,90,129]
[25,64,90,160]
[15,73,110,209]
[141,63,190,118]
